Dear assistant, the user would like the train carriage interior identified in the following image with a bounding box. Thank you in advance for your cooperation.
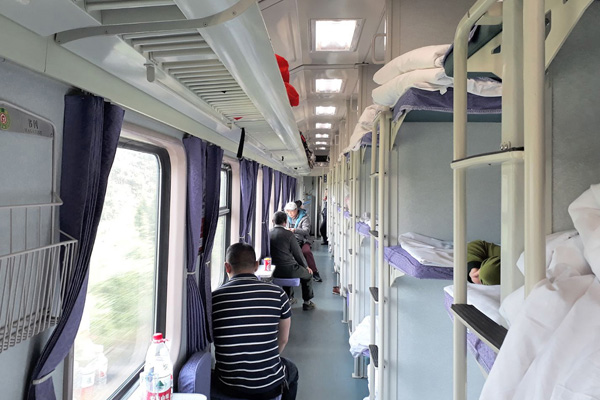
[1,0,600,399]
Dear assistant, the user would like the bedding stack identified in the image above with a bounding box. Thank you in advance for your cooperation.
[371,44,502,107]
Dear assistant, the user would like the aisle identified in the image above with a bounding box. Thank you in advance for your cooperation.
[282,242,369,400]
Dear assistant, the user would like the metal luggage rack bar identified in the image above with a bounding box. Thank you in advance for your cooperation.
[0,200,78,353]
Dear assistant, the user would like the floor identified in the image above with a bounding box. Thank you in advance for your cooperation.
[282,241,369,400]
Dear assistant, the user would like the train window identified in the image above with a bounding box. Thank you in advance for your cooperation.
[72,143,169,400]
[211,165,231,290]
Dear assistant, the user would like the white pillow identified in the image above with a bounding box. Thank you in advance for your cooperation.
[373,44,451,85]
[372,68,453,107]
[358,104,385,129]
[466,77,503,97]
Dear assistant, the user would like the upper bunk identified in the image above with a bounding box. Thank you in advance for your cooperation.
[443,0,595,79]
[0,0,309,174]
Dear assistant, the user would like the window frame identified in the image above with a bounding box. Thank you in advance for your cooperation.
[64,136,172,400]
[211,164,232,289]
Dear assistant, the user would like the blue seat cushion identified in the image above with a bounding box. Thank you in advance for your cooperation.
[272,277,300,287]
[177,349,211,396]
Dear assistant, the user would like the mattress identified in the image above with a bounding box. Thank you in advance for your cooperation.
[355,221,371,237]
[383,245,453,280]
[392,87,502,123]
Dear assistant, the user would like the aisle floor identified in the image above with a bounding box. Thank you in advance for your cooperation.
[282,242,369,400]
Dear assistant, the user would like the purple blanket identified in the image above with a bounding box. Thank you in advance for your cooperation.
[392,87,502,122]
[443,290,497,374]
[355,221,371,237]
[384,245,453,280]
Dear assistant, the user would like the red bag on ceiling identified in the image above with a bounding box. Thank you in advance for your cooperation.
[285,82,299,107]
[275,54,290,83]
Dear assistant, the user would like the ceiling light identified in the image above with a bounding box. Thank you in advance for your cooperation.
[316,123,331,129]
[315,141,328,145]
[318,147,327,150]
[313,19,362,52]
[316,106,336,116]
[316,78,343,93]
[315,133,330,139]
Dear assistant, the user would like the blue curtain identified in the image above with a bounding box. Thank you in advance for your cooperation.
[260,166,273,259]
[280,174,289,210]
[183,136,208,354]
[273,170,282,212]
[28,95,124,400]
[288,177,297,203]
[198,144,223,345]
[239,159,259,244]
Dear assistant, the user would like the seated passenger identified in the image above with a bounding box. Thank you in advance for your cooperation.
[270,211,317,310]
[284,201,323,282]
[467,240,501,285]
[211,243,299,400]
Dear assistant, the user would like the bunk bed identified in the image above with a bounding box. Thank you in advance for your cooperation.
[448,0,600,399]
[442,0,596,80]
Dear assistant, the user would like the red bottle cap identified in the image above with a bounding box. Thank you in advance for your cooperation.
[153,333,163,342]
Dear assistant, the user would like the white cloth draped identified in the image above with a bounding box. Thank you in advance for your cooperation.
[481,184,600,400]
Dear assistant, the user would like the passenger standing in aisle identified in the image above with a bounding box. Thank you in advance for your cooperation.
[269,211,317,310]
[284,201,323,282]
[211,243,299,400]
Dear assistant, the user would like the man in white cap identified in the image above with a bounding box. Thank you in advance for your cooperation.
[284,201,322,282]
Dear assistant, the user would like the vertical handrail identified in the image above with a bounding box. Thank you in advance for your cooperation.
[523,0,546,294]
[368,119,378,400]
[452,1,499,399]
[340,156,347,317]
[377,110,391,400]
[500,0,525,302]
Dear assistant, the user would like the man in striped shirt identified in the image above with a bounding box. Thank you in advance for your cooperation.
[212,243,298,400]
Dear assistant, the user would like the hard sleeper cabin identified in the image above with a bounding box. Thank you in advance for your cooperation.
[1,1,600,400]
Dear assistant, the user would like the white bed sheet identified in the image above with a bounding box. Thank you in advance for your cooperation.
[398,232,454,268]
[444,283,503,325]
[482,183,600,400]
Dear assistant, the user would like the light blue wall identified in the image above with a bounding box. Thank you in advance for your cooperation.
[0,58,187,400]
[0,58,71,400]
[549,2,600,231]
[384,120,500,399]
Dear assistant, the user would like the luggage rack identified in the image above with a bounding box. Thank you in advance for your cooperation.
[0,102,78,353]
[0,197,78,353]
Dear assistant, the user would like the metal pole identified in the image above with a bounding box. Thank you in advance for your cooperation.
[523,0,546,295]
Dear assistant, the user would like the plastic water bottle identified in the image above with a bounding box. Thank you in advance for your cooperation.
[141,333,173,400]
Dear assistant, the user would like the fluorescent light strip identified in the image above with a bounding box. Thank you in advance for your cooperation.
[315,20,358,52]
[316,106,336,115]
[315,78,343,93]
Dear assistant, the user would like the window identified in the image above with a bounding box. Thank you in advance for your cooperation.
[211,165,231,290]
[72,143,169,400]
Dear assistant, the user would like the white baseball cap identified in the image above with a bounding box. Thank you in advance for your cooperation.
[284,202,297,211]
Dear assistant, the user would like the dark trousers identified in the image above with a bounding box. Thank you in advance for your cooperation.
[301,243,318,274]
[281,357,298,400]
[319,220,327,242]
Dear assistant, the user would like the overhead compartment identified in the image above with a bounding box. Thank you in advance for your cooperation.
[1,0,309,172]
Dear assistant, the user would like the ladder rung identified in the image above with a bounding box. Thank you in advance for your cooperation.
[370,172,379,178]
[451,304,508,352]
[451,147,524,170]
[369,287,379,302]
[369,344,379,368]
[369,230,379,238]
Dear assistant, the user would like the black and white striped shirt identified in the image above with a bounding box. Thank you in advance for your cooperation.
[212,274,291,397]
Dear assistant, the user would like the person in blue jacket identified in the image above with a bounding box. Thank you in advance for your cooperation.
[284,201,322,282]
